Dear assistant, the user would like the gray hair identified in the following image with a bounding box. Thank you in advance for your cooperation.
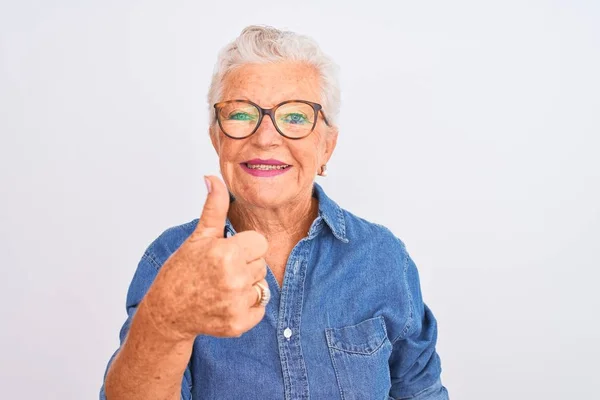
[207,25,340,128]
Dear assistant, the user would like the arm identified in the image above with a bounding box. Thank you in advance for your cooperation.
[389,247,449,400]
[100,254,194,400]
[101,176,268,400]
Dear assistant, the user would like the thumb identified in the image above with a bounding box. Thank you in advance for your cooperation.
[195,175,230,238]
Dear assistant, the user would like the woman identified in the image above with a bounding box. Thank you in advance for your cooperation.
[101,25,449,400]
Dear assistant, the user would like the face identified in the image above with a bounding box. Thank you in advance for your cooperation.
[210,62,338,209]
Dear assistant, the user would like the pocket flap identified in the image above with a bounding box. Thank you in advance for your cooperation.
[325,315,388,355]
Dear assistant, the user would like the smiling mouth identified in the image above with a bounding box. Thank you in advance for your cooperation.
[244,163,291,170]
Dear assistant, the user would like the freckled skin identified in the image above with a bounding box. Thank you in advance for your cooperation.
[210,62,338,212]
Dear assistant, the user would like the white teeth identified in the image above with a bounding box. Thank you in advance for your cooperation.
[246,163,290,170]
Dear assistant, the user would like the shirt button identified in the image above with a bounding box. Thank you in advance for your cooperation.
[283,328,292,339]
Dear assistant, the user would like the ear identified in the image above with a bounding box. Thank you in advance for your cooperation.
[322,126,339,165]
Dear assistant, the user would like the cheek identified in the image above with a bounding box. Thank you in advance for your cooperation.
[302,135,327,165]
[215,134,238,162]
[220,150,240,174]
[292,144,322,173]
[214,137,242,175]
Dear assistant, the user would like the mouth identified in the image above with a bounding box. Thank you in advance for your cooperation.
[242,158,292,170]
[240,158,292,176]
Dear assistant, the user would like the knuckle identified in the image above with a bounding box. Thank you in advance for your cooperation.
[220,244,239,264]
[226,319,245,336]
[257,233,269,249]
[222,276,245,293]
[260,258,268,271]
[249,231,269,250]
[252,259,267,278]
[205,242,223,261]
[206,242,237,266]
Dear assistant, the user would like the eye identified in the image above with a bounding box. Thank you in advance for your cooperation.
[281,113,309,124]
[228,112,255,121]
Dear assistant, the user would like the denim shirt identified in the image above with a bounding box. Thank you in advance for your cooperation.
[100,183,449,400]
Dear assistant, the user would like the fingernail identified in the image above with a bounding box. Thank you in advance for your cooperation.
[204,176,212,194]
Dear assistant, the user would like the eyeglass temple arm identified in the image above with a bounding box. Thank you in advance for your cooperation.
[320,110,331,126]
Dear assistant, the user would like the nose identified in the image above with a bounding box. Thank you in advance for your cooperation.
[251,113,283,147]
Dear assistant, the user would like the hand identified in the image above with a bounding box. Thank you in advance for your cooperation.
[141,175,269,340]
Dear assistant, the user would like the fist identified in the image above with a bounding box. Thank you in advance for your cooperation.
[141,176,270,340]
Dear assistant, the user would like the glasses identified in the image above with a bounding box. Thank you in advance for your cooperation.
[214,99,330,140]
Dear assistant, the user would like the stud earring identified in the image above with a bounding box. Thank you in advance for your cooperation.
[319,164,328,177]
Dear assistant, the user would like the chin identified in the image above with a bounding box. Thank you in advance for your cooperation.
[237,187,290,208]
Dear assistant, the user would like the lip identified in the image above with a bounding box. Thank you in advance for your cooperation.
[240,159,292,178]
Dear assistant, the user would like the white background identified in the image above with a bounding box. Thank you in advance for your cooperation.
[1,1,599,399]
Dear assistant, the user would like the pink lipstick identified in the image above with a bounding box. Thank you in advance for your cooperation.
[240,158,292,177]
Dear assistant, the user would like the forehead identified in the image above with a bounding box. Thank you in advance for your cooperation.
[220,62,322,107]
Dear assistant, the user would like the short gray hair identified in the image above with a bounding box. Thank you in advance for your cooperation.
[207,25,340,127]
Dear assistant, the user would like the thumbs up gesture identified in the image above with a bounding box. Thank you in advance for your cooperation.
[140,176,269,340]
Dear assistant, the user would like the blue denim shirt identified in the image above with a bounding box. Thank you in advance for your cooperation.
[101,183,449,399]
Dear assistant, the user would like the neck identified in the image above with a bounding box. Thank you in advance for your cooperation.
[228,188,319,244]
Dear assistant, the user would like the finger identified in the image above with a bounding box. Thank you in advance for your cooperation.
[246,258,268,283]
[195,175,230,238]
[228,230,269,262]
[230,303,267,337]
[245,302,267,329]
[246,278,270,309]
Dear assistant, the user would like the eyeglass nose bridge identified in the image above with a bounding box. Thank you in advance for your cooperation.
[256,106,279,132]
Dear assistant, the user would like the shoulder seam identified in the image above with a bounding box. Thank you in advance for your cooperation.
[142,218,198,272]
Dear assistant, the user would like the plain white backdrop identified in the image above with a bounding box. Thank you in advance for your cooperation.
[1,1,598,399]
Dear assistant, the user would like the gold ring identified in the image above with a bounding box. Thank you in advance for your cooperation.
[253,282,271,307]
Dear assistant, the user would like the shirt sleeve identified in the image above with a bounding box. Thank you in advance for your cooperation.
[99,252,193,400]
[388,245,449,400]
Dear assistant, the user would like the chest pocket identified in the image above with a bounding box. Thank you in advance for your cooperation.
[325,315,392,400]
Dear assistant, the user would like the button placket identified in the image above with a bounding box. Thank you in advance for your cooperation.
[277,243,311,400]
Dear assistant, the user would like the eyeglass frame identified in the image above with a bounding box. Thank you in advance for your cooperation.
[213,99,331,140]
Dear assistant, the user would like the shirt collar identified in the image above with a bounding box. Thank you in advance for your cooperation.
[223,182,348,243]
[311,182,348,243]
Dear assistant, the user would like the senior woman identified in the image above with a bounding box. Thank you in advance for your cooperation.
[101,25,449,400]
